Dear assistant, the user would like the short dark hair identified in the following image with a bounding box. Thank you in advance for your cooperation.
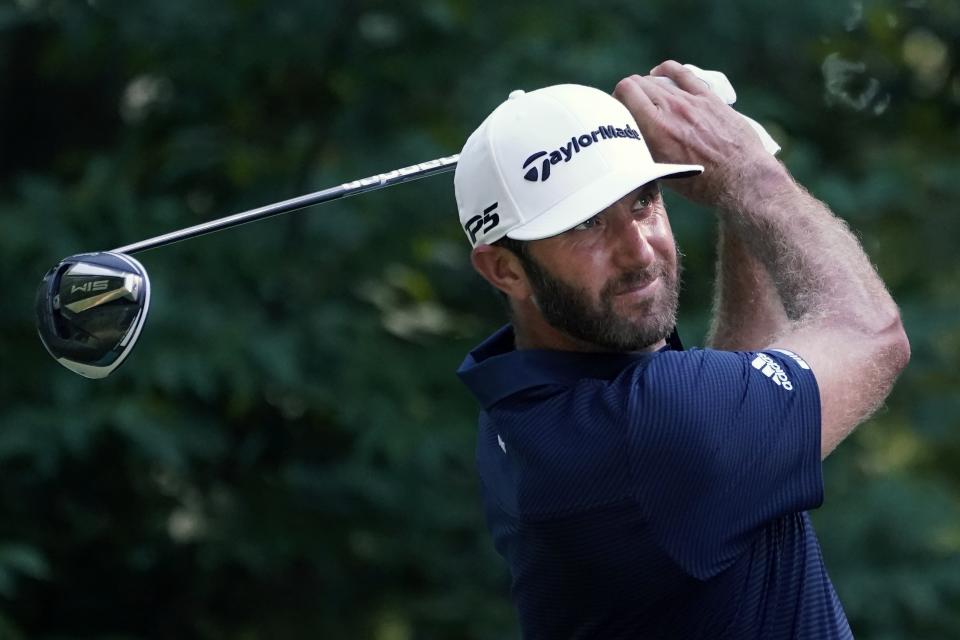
[492,235,529,259]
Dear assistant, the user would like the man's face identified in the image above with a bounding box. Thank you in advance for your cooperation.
[519,182,681,351]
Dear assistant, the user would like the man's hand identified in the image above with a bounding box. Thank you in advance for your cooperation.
[613,60,778,207]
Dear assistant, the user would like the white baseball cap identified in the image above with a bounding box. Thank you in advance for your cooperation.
[455,84,703,247]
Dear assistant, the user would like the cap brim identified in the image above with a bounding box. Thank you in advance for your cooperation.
[505,162,703,241]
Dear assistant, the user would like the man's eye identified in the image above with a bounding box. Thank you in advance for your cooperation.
[573,216,600,231]
[633,195,652,211]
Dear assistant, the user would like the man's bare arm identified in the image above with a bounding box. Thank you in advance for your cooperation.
[614,61,910,458]
[706,220,789,350]
[722,162,909,456]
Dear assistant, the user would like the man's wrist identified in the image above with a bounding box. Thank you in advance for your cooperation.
[715,157,797,216]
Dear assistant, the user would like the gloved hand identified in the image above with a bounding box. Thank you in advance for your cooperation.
[653,64,781,156]
[614,60,784,207]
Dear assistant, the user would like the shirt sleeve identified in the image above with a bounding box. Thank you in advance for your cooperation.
[625,348,823,580]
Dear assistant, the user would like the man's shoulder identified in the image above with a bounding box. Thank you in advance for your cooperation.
[458,323,813,415]
[472,350,742,520]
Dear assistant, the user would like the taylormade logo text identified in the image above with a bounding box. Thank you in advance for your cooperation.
[522,123,643,182]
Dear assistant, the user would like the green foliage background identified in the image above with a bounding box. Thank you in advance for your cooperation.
[0,0,957,638]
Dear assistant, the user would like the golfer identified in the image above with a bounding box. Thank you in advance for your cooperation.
[454,61,910,639]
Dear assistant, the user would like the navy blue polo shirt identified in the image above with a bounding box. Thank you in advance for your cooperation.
[458,325,852,639]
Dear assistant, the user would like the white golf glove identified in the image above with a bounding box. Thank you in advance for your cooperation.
[654,64,781,156]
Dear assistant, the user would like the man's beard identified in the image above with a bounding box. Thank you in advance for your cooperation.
[519,250,682,352]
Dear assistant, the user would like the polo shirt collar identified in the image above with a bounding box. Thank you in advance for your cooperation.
[457,324,669,410]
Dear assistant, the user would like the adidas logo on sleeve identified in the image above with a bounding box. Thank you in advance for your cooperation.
[751,353,794,391]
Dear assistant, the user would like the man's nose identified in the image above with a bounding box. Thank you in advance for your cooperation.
[612,218,656,269]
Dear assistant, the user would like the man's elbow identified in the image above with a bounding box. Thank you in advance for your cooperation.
[879,310,911,378]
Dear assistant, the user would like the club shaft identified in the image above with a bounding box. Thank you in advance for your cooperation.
[112,154,460,255]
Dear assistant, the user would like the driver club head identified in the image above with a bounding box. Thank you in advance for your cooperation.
[35,251,151,379]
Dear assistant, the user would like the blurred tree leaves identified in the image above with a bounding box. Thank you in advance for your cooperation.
[0,0,958,638]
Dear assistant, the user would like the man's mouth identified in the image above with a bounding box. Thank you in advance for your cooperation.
[612,276,659,298]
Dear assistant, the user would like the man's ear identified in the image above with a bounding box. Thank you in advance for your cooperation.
[470,244,531,300]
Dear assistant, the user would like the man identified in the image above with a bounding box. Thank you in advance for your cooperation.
[454,61,910,639]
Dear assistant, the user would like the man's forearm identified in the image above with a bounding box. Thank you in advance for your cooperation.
[707,220,789,350]
[718,160,900,336]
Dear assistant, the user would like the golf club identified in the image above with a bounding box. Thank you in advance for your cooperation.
[36,154,460,379]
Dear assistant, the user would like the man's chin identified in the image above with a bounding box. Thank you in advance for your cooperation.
[608,326,672,352]
[563,315,673,352]
[611,289,673,324]
[598,300,678,350]
[524,256,680,352]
